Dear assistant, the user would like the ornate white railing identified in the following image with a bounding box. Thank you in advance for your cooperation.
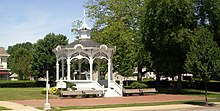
[0,64,3,68]
[111,80,123,96]
[93,80,105,91]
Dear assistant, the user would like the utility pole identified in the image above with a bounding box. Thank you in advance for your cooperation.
[44,70,51,110]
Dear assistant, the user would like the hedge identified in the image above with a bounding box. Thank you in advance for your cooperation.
[0,80,46,88]
[123,80,220,92]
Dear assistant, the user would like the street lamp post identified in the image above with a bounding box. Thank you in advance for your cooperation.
[44,70,51,110]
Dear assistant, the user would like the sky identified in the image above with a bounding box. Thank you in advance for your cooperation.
[0,0,91,49]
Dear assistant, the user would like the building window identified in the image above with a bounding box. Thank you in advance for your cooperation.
[0,58,2,64]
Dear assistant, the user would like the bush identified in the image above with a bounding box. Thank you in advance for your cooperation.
[35,81,46,87]
[41,88,46,95]
[64,81,76,90]
[41,87,60,95]
[0,80,36,88]
[49,87,59,95]
[143,78,154,82]
[130,82,147,89]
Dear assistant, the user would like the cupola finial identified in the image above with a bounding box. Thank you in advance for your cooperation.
[77,9,91,39]
[83,9,86,25]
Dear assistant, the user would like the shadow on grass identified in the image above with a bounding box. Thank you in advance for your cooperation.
[157,88,208,95]
[184,101,219,107]
[184,101,206,106]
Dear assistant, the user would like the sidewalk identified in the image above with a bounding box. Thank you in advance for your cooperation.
[0,101,219,111]
[0,101,40,111]
[66,102,220,111]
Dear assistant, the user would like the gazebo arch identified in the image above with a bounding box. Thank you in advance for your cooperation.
[53,10,122,97]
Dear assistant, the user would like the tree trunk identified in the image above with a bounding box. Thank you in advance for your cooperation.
[156,74,160,91]
[177,73,182,93]
[137,72,142,82]
[137,64,142,82]
[204,81,208,104]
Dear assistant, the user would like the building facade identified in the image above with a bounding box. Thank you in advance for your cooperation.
[0,47,10,80]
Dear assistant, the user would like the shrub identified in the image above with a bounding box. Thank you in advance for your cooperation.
[143,78,154,82]
[41,88,46,95]
[49,87,59,95]
[64,81,76,90]
[41,87,60,95]
[130,82,147,89]
[0,80,36,88]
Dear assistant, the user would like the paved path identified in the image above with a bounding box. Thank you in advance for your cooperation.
[10,94,203,107]
[67,103,220,111]
[0,101,40,111]
[2,94,218,111]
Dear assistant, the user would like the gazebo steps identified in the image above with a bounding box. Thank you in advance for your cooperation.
[104,88,121,97]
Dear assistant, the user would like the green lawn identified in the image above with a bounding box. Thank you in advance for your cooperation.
[48,101,193,111]
[0,88,219,111]
[182,89,220,102]
[49,88,220,111]
[0,106,11,110]
[0,88,58,101]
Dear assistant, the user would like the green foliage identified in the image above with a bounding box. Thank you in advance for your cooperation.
[41,87,59,95]
[0,80,36,88]
[141,0,199,92]
[185,28,220,82]
[32,33,68,80]
[195,0,220,43]
[49,87,59,95]
[7,42,34,80]
[185,27,220,103]
[40,88,46,95]
[130,82,147,89]
[71,20,82,39]
[142,0,197,75]
[64,81,76,90]
[142,78,154,82]
[86,0,152,79]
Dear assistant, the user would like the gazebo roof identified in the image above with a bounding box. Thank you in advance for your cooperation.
[63,39,115,49]
[65,39,102,48]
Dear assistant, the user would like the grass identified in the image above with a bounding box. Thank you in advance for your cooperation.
[0,88,219,111]
[182,89,220,102]
[47,88,220,111]
[48,101,190,111]
[0,106,11,110]
[0,88,58,101]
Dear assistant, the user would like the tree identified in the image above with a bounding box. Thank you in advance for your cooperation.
[195,0,220,44]
[71,20,82,39]
[7,42,33,80]
[85,0,152,80]
[185,28,220,104]
[32,33,68,80]
[141,0,197,91]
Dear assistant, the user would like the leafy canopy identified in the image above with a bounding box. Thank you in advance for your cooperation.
[185,27,220,82]
[32,33,68,79]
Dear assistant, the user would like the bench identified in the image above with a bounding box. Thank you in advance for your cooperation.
[123,89,142,96]
[60,90,83,98]
[140,88,157,95]
[83,90,104,97]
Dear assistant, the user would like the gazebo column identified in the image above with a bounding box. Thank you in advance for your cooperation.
[78,59,82,80]
[61,59,64,80]
[67,57,71,80]
[108,58,113,88]
[97,59,101,81]
[56,60,59,81]
[89,57,93,80]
